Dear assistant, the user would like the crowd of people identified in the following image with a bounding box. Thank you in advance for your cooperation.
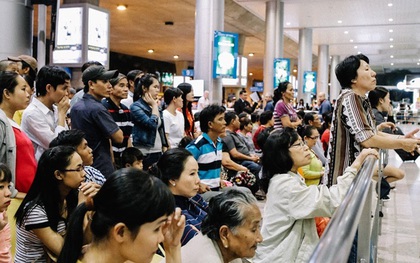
[0,53,419,263]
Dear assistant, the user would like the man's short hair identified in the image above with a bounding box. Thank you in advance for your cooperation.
[49,129,85,148]
[200,104,226,133]
[239,90,247,96]
[224,111,237,126]
[335,54,369,89]
[36,65,70,97]
[259,111,273,125]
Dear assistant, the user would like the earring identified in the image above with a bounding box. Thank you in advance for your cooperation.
[172,183,176,187]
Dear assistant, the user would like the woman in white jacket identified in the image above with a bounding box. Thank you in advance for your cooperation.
[254,128,377,263]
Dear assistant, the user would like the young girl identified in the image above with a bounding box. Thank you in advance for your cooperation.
[0,164,12,263]
[58,169,185,263]
[15,146,99,262]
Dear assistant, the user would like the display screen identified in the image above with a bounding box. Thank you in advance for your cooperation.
[87,8,109,67]
[53,7,83,64]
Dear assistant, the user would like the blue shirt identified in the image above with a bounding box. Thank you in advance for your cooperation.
[71,94,120,178]
[186,133,223,188]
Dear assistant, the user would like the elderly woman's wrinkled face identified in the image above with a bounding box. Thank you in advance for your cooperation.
[227,205,263,259]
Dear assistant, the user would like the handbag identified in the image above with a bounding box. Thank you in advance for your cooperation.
[228,170,257,188]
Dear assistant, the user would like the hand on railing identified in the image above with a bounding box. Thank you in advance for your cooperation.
[351,148,379,171]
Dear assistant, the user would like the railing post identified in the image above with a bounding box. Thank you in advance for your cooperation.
[357,183,372,262]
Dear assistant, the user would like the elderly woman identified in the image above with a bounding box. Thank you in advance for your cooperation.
[153,148,208,246]
[254,128,377,263]
[297,125,324,186]
[180,188,263,263]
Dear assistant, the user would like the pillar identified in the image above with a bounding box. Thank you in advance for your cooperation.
[263,0,284,96]
[37,5,47,69]
[0,0,33,59]
[330,55,341,100]
[297,28,313,104]
[194,0,224,105]
[317,44,329,97]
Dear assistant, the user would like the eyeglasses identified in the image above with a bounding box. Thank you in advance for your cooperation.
[290,141,306,148]
[61,165,85,172]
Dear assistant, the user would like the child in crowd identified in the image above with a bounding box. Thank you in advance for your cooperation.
[0,164,12,263]
[121,147,144,170]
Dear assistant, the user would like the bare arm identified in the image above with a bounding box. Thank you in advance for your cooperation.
[360,133,419,152]
[280,115,302,129]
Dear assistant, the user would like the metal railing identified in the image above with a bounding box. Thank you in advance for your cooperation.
[309,150,385,263]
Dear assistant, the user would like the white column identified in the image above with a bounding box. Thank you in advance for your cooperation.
[0,0,33,58]
[317,44,329,96]
[297,28,313,104]
[37,5,47,69]
[194,0,224,105]
[330,55,341,100]
[263,0,284,96]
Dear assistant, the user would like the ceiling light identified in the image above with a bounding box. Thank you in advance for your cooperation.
[354,46,358,49]
[337,20,342,24]
[173,55,179,59]
[148,49,154,53]
[390,55,394,58]
[357,51,362,54]
[390,45,394,48]
[248,53,254,57]
[249,73,253,76]
[417,63,420,65]
[117,5,127,11]
[390,63,394,66]
[293,69,297,73]
[389,38,394,41]
[389,29,393,33]
[388,18,393,22]
[344,31,349,34]
[286,22,291,26]
[388,3,393,7]
[350,39,354,42]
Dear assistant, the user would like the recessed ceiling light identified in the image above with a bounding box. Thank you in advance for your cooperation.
[249,73,253,76]
[350,39,354,42]
[390,55,394,58]
[390,63,394,66]
[173,55,179,59]
[389,29,393,33]
[390,45,394,48]
[248,53,254,57]
[417,63,420,65]
[388,3,393,7]
[286,22,291,26]
[388,18,393,22]
[389,38,394,41]
[148,49,154,53]
[354,46,358,49]
[344,31,349,34]
[337,20,342,24]
[117,5,127,11]
[357,51,362,54]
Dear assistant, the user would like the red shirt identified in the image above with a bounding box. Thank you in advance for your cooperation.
[13,126,37,193]
[253,125,266,150]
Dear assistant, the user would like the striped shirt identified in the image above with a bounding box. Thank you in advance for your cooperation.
[273,100,298,130]
[174,194,208,246]
[186,133,223,188]
[84,165,106,185]
[15,203,66,263]
[325,89,375,186]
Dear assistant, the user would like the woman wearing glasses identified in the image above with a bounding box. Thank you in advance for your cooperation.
[254,128,377,263]
[14,146,99,262]
[297,125,324,186]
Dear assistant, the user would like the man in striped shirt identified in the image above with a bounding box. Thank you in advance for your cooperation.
[186,105,226,199]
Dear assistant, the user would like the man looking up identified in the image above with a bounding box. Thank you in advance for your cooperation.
[71,65,123,178]
[21,65,70,160]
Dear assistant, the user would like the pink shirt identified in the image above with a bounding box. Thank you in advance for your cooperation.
[0,213,11,263]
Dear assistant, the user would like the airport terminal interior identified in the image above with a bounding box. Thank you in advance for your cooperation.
[1,0,420,262]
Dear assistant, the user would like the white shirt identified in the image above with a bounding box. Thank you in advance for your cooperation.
[121,90,134,108]
[21,98,67,160]
[254,167,357,263]
[197,96,209,112]
[163,109,185,148]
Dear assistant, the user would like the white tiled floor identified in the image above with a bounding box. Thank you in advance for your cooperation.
[378,124,420,263]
